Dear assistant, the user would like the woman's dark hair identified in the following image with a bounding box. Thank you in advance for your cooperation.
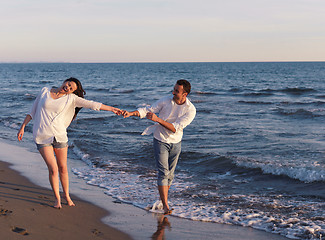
[64,77,86,120]
[176,79,191,94]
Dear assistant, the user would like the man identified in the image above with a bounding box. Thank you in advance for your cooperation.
[122,79,196,215]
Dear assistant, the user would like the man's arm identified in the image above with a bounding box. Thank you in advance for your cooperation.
[146,112,176,133]
[122,110,176,133]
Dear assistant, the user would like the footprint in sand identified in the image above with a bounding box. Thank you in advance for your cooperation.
[38,195,50,199]
[12,227,29,236]
[0,208,12,216]
[92,229,103,236]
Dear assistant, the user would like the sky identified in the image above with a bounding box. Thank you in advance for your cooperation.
[1,0,324,63]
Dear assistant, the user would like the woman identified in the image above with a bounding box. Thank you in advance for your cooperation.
[17,77,121,209]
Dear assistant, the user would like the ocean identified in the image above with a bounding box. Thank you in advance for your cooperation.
[0,62,325,239]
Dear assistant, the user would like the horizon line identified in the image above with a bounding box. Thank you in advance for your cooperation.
[0,60,324,64]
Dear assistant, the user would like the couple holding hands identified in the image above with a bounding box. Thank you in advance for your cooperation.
[17,77,196,215]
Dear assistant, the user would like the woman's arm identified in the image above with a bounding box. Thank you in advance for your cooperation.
[100,104,122,115]
[17,114,32,141]
[75,96,121,115]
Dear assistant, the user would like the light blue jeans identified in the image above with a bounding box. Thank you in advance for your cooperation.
[153,138,182,186]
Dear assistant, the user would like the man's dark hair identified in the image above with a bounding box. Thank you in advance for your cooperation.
[177,79,191,94]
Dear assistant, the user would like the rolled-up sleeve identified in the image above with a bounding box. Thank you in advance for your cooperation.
[172,105,196,132]
[75,96,102,111]
[137,106,149,118]
[137,97,165,119]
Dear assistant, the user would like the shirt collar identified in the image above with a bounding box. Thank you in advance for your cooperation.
[171,95,190,106]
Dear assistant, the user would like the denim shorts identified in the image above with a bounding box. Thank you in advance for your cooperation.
[36,137,68,150]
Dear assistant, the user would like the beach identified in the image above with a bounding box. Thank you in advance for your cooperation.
[2,62,324,239]
[0,160,132,240]
[0,138,289,240]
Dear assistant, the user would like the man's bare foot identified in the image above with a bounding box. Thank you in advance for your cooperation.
[163,209,173,215]
[163,205,173,215]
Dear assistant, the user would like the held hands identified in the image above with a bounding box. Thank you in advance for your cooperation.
[120,110,158,122]
[121,110,131,118]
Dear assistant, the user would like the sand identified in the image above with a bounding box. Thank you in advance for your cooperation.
[0,161,132,240]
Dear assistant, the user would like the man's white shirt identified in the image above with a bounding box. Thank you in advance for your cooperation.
[137,95,196,144]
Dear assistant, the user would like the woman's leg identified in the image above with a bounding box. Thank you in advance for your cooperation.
[38,146,61,209]
[54,147,75,206]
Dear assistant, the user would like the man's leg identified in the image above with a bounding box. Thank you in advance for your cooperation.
[167,141,182,186]
[160,141,181,215]
[158,185,170,213]
[153,139,171,213]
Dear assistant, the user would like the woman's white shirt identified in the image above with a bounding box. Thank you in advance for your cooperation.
[29,87,102,144]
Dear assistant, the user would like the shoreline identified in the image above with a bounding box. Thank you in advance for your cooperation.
[0,138,289,240]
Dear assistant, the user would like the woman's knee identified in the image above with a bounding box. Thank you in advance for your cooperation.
[48,166,59,176]
[58,165,68,175]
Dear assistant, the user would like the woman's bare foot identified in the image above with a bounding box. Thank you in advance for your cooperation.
[65,196,75,207]
[54,200,62,209]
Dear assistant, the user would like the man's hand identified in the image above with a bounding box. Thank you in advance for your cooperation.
[146,112,159,122]
[147,112,176,133]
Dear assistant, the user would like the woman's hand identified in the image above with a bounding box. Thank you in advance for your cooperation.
[99,104,123,115]
[112,108,123,115]
[17,127,24,141]
[17,115,32,141]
